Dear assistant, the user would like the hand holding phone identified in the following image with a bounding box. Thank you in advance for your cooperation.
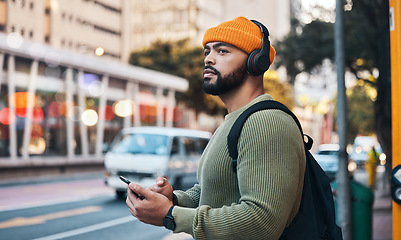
[119,176,145,200]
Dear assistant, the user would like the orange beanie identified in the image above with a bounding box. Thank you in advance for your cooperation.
[202,16,275,64]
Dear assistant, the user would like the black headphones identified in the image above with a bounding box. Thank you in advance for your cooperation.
[247,20,271,76]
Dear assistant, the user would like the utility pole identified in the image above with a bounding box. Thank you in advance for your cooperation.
[334,0,352,239]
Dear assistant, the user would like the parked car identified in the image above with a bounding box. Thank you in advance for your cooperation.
[104,127,211,198]
[349,136,385,168]
[312,144,357,180]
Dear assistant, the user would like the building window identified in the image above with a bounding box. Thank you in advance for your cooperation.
[30,1,34,9]
[45,35,50,43]
[29,31,33,38]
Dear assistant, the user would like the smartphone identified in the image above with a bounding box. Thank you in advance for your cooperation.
[119,176,145,200]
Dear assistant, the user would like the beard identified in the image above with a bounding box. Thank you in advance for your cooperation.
[202,63,248,96]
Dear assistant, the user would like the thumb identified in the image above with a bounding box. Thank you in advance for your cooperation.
[156,177,167,187]
[128,183,148,199]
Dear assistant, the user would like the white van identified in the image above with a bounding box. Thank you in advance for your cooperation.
[104,126,211,198]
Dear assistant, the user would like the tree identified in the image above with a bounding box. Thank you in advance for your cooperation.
[263,71,295,109]
[275,19,334,85]
[129,39,226,118]
[275,0,391,166]
[332,80,376,142]
[128,39,295,119]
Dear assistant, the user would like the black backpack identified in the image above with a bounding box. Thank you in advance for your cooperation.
[227,100,343,240]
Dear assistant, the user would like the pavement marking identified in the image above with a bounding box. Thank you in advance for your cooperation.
[0,206,102,229]
[31,216,135,240]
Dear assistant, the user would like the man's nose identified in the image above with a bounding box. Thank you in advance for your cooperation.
[204,53,215,65]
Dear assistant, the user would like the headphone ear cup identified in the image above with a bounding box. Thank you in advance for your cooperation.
[247,49,261,76]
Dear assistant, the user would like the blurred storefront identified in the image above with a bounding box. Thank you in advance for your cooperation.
[0,33,188,169]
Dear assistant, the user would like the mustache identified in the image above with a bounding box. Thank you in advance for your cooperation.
[204,66,220,76]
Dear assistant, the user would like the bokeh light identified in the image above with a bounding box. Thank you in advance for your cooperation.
[6,32,23,49]
[113,100,133,117]
[31,107,44,123]
[95,47,105,56]
[86,98,95,107]
[48,101,62,118]
[55,91,66,103]
[82,109,98,126]
[13,92,35,109]
[29,43,46,59]
[0,107,16,125]
[78,73,100,91]
[28,137,46,155]
[44,51,61,67]
[88,81,104,97]
[45,66,61,78]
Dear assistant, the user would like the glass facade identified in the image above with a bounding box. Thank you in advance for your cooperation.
[0,36,188,161]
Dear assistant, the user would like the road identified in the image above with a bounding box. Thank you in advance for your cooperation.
[0,175,193,240]
[0,168,386,240]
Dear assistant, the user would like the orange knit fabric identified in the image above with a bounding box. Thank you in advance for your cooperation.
[202,16,275,64]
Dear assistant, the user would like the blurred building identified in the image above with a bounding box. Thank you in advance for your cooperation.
[0,33,188,164]
[1,0,291,61]
[0,0,190,171]
[130,0,291,51]
[0,0,293,176]
[0,0,131,62]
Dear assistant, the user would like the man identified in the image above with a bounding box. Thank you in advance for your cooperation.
[125,16,306,239]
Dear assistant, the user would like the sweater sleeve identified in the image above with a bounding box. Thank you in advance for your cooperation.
[173,184,201,208]
[173,109,305,239]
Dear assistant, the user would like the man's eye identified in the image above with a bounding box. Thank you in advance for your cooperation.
[204,51,210,56]
[218,49,229,54]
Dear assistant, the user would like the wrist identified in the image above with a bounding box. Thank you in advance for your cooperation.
[163,205,176,231]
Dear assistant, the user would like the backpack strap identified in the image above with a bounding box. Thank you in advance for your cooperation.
[227,100,312,173]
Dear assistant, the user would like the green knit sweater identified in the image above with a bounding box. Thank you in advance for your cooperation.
[173,94,306,240]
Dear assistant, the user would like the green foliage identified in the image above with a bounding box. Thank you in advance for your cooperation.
[275,4,383,85]
[346,82,376,142]
[275,0,391,156]
[263,71,295,110]
[275,19,334,84]
[129,39,226,117]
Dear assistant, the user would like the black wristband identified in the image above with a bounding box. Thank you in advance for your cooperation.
[163,205,176,231]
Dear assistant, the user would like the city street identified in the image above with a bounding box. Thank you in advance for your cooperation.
[0,168,392,240]
[0,175,193,240]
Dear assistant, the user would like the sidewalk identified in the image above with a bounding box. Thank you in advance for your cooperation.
[373,188,392,240]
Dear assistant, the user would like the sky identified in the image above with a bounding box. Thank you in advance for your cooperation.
[301,0,335,10]
[299,0,336,23]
